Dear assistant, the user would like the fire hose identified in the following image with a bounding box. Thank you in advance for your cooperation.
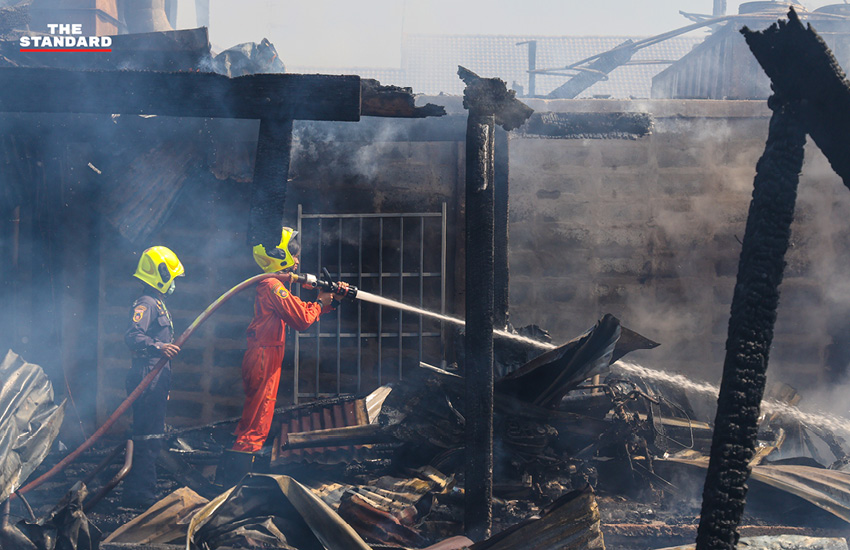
[18,269,358,496]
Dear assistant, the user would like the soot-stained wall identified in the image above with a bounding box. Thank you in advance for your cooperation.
[509,99,850,394]
[94,98,850,430]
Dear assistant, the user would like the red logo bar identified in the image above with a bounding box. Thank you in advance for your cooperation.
[19,48,112,52]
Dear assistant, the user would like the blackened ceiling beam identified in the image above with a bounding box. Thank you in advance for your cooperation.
[360,79,446,118]
[0,67,361,121]
[742,8,850,187]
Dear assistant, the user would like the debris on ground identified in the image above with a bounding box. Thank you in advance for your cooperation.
[10,313,850,549]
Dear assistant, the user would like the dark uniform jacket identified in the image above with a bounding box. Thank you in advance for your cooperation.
[125,293,175,378]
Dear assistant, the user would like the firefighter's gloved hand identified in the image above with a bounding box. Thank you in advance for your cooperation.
[317,291,334,309]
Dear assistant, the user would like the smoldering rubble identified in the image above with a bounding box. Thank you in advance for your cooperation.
[7,312,850,550]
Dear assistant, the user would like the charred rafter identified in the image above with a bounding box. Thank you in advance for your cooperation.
[360,79,446,118]
[0,67,361,121]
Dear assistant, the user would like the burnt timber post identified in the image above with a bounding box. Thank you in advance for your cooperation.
[697,10,850,549]
[458,66,532,541]
[247,118,294,249]
[494,127,510,329]
[695,96,804,550]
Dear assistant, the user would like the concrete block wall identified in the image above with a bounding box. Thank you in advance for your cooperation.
[509,99,850,392]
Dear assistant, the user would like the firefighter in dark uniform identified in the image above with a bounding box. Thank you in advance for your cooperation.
[122,245,184,509]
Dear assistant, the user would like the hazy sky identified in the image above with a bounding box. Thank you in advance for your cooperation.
[176,0,839,68]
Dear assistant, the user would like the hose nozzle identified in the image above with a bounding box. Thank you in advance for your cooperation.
[291,269,358,301]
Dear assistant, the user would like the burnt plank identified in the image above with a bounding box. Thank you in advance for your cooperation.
[0,67,361,121]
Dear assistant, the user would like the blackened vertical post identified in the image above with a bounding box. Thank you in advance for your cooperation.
[494,127,510,330]
[695,96,805,550]
[247,118,294,248]
[464,107,495,541]
[458,66,532,541]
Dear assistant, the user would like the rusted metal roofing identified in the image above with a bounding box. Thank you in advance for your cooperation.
[470,485,605,550]
[271,386,392,466]
[311,466,455,547]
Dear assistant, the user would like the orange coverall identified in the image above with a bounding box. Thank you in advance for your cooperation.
[233,277,332,452]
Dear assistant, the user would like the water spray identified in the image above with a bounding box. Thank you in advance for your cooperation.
[293,268,557,349]
[298,269,850,438]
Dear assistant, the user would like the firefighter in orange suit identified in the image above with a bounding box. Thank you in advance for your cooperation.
[217,227,333,484]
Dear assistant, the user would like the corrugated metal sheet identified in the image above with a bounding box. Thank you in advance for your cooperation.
[652,8,850,100]
[665,457,850,525]
[651,20,771,99]
[271,385,392,466]
[311,466,455,548]
[470,485,605,550]
[187,474,373,550]
[294,34,703,99]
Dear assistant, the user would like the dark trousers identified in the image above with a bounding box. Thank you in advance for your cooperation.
[122,366,170,506]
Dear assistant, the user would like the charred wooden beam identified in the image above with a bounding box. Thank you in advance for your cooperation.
[0,67,361,121]
[247,117,293,248]
[360,79,446,118]
[494,127,509,330]
[519,111,653,140]
[458,65,532,542]
[695,97,805,550]
[742,8,850,187]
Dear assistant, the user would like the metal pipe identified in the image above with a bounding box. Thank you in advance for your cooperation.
[419,217,424,367]
[337,219,342,395]
[316,217,323,399]
[358,218,363,393]
[378,218,383,385]
[81,441,125,487]
[441,202,447,368]
[295,205,303,404]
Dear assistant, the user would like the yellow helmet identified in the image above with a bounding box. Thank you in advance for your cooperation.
[253,227,299,273]
[134,246,184,294]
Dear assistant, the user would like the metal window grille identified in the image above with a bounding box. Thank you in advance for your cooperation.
[293,204,447,403]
